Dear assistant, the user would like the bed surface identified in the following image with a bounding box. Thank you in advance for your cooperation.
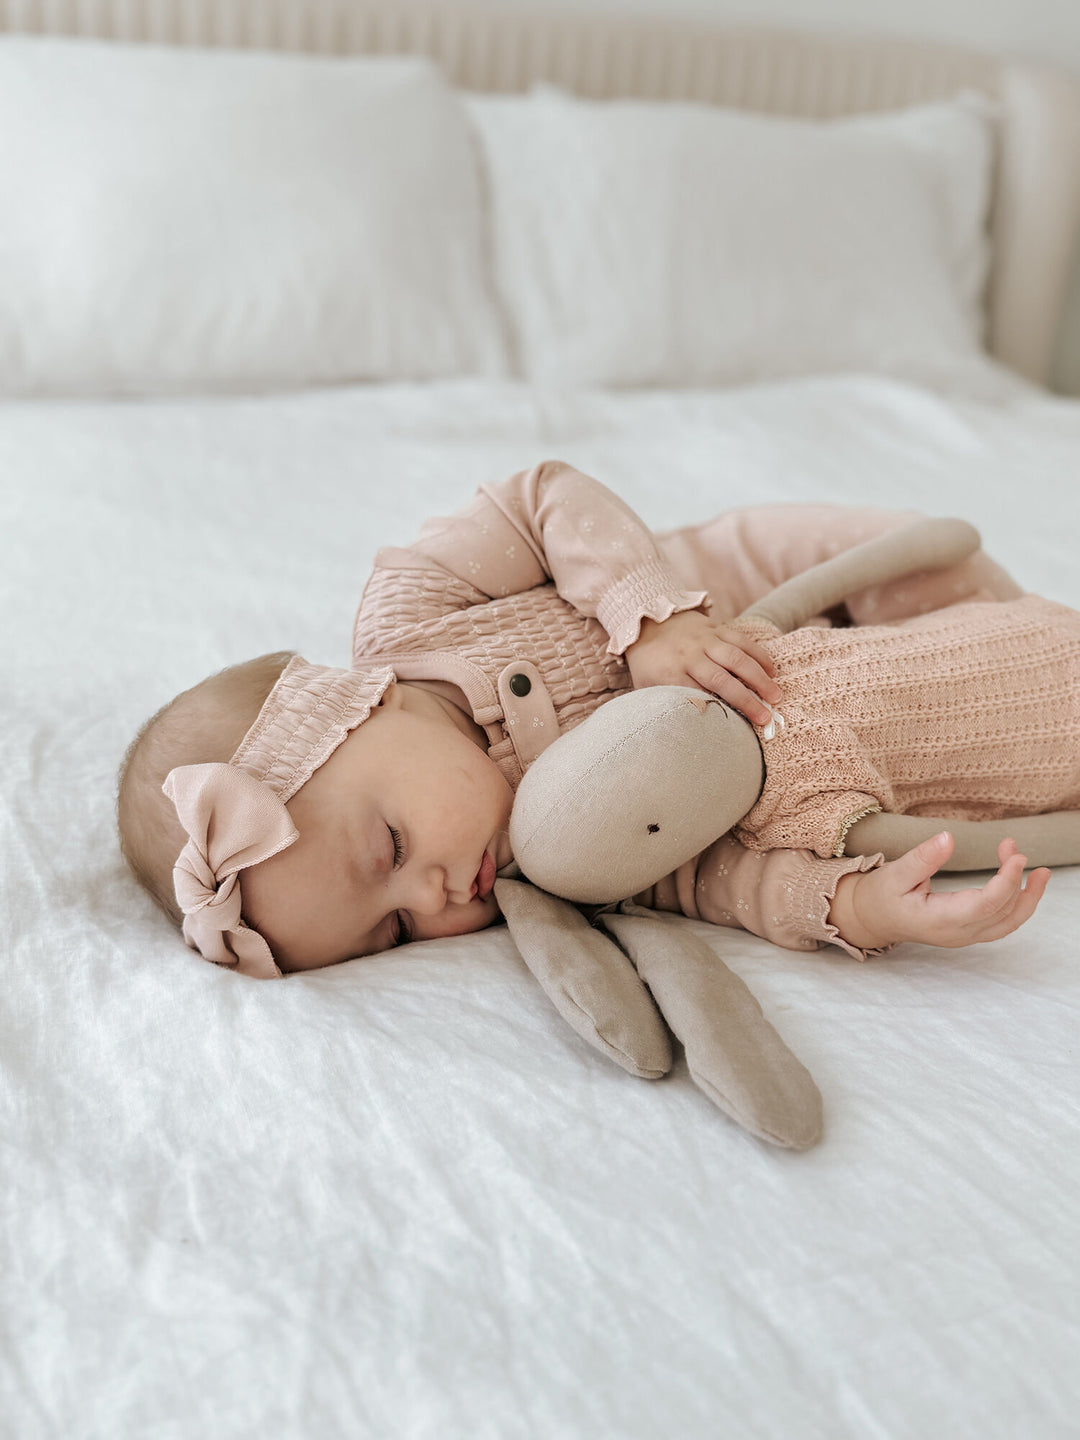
[4,370,1080,1438]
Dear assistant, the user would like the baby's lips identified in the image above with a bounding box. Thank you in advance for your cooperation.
[474,851,496,901]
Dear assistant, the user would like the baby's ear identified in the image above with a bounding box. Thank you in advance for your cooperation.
[509,687,762,903]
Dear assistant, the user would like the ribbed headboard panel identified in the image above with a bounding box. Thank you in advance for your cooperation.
[0,0,1002,109]
[3,0,1079,386]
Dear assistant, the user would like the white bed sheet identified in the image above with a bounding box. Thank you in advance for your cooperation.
[3,371,1080,1439]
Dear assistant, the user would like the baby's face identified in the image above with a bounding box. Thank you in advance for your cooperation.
[240,683,515,971]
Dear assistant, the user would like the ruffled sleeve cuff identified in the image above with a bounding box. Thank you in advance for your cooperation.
[787,850,895,961]
[595,558,708,656]
[738,795,883,861]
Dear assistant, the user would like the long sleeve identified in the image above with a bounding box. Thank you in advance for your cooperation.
[638,834,891,961]
[354,460,706,656]
[657,503,1022,624]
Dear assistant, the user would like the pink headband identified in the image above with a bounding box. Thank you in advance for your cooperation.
[162,656,395,978]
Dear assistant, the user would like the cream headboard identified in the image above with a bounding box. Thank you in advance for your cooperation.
[4,0,1080,386]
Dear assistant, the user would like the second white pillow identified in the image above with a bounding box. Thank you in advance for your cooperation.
[468,88,995,389]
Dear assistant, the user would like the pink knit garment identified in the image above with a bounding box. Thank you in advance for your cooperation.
[349,463,1039,958]
[734,596,1080,858]
[356,566,633,788]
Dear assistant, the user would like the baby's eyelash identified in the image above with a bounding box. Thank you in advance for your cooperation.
[388,825,406,869]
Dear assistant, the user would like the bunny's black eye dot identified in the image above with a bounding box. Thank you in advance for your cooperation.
[647,823,660,834]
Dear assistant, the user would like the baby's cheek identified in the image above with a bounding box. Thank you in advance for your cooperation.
[413,894,501,943]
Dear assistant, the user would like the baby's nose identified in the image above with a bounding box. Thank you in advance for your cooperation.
[407,865,453,916]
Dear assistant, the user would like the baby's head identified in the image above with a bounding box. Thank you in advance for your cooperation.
[117,655,514,976]
[117,651,293,929]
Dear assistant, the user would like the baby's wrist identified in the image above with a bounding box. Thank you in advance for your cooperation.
[829,871,889,952]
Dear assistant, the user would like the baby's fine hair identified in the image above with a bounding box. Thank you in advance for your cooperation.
[116,651,293,925]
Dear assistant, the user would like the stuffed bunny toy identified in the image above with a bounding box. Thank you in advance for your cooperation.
[496,517,1080,1149]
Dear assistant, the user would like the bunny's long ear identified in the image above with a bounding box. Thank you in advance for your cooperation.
[599,905,823,1150]
[739,517,981,635]
[498,877,824,1149]
[495,879,672,1079]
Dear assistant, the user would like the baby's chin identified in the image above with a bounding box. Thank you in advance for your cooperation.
[423,892,502,943]
[470,894,503,932]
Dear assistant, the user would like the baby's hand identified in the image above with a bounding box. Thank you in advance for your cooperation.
[830,832,1051,953]
[624,609,781,727]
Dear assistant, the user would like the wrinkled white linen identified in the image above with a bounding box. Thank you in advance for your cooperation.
[3,373,1080,1439]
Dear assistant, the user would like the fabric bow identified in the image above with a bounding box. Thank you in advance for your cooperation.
[162,763,299,979]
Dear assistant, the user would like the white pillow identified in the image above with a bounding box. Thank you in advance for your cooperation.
[0,40,506,394]
[467,89,995,388]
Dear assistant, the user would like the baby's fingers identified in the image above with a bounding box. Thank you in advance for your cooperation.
[973,850,1028,912]
[936,853,1048,944]
[689,662,773,726]
[996,836,1021,866]
[976,865,1050,941]
[913,851,1023,944]
[697,642,780,716]
[718,630,777,678]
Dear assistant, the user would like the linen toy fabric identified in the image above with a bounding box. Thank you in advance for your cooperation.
[495,879,824,1150]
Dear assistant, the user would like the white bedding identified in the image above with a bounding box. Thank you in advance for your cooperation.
[4,371,1080,1438]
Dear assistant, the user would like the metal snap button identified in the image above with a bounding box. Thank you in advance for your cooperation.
[508,672,532,698]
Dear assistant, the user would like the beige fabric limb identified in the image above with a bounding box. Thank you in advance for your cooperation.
[844,809,1080,870]
[599,905,823,1150]
[494,878,672,1078]
[496,878,824,1148]
[739,517,982,634]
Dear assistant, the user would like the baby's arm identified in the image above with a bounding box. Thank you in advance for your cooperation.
[663,830,1047,960]
[660,833,894,961]
[363,459,706,642]
[355,460,778,723]
[828,832,1049,952]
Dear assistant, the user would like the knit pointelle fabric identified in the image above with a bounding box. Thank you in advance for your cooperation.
[733,595,1080,858]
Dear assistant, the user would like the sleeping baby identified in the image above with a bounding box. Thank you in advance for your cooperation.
[117,460,1050,979]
